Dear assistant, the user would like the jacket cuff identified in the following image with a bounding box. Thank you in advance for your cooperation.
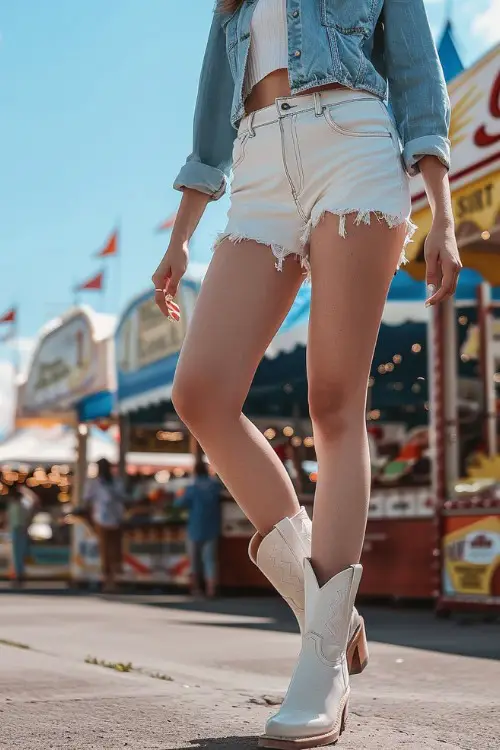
[402,135,451,177]
[173,161,227,200]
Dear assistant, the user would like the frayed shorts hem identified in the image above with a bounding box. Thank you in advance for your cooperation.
[216,209,417,282]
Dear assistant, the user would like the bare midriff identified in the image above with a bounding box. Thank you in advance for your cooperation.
[245,68,350,113]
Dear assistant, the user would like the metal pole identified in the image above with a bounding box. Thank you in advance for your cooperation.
[442,297,460,492]
[428,304,445,504]
[478,282,497,457]
[73,423,88,507]
[118,413,130,483]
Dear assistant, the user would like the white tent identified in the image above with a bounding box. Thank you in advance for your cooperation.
[0,425,118,466]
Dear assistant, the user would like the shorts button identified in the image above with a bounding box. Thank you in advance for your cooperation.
[281,102,291,111]
[292,9,299,18]
[293,50,301,58]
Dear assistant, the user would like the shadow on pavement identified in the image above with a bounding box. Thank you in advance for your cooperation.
[362,605,500,661]
[3,583,499,662]
[130,593,500,662]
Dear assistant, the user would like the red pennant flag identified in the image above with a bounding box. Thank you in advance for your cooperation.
[76,271,104,291]
[0,307,16,324]
[156,212,177,232]
[96,229,118,258]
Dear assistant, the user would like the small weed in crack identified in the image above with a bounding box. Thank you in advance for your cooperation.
[0,638,30,650]
[137,668,174,682]
[85,657,173,682]
[85,656,132,672]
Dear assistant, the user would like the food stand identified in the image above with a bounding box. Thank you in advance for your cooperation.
[71,281,199,587]
[0,306,117,581]
[405,43,500,612]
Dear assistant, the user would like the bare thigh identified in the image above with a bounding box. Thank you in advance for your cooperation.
[174,240,303,412]
[308,215,406,409]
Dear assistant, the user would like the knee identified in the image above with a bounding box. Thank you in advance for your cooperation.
[172,369,238,430]
[171,371,208,429]
[309,381,362,441]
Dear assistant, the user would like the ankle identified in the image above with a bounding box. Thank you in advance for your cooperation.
[309,558,352,587]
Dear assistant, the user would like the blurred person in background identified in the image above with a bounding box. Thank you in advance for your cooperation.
[83,458,125,593]
[6,481,37,586]
[153,0,461,745]
[175,460,221,598]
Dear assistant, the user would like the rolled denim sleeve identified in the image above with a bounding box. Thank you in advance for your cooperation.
[384,0,451,176]
[174,13,236,200]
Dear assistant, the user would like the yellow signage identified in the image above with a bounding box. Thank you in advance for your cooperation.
[443,515,500,597]
[406,44,500,283]
[407,170,500,281]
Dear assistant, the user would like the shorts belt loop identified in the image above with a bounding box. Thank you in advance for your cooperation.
[314,92,323,117]
[247,111,256,137]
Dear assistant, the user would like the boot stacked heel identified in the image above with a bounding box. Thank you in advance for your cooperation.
[347,617,369,675]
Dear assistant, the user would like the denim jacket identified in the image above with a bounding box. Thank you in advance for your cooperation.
[174,0,451,200]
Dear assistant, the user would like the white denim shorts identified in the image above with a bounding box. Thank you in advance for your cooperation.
[217,88,415,276]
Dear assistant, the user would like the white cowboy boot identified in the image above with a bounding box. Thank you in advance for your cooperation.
[259,561,363,749]
[248,510,368,675]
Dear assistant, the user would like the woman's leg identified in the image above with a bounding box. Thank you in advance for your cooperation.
[308,215,406,584]
[11,528,23,581]
[202,538,218,598]
[98,527,112,591]
[109,528,122,587]
[172,240,303,536]
[187,539,203,596]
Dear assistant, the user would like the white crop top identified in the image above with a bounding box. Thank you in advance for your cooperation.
[245,0,288,96]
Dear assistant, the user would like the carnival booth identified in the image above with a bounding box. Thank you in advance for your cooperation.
[0,306,116,580]
[404,43,500,613]
[71,281,199,586]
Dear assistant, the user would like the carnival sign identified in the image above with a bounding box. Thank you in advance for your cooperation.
[411,43,500,206]
[116,281,199,412]
[23,313,98,413]
[407,44,500,281]
[442,515,500,599]
[117,290,187,375]
[137,296,185,369]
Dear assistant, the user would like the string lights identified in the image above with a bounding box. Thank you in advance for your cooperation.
[156,430,184,442]
[0,464,73,502]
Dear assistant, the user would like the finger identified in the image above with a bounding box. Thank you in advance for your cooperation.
[154,288,172,318]
[438,259,461,302]
[165,271,182,298]
[449,267,460,296]
[425,251,440,290]
[426,268,456,306]
[152,263,171,292]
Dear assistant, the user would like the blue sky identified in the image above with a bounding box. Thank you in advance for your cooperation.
[0,0,499,433]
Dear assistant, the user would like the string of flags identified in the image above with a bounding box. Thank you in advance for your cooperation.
[75,271,105,292]
[1,213,179,343]
[0,307,16,342]
[74,212,177,293]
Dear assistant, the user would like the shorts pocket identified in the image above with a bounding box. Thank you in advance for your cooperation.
[323,97,393,139]
[231,132,249,172]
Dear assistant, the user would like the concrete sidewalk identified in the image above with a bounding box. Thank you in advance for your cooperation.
[1,592,499,749]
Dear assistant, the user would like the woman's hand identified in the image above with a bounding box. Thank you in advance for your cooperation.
[152,239,188,320]
[152,189,211,319]
[424,218,462,307]
[418,156,462,307]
